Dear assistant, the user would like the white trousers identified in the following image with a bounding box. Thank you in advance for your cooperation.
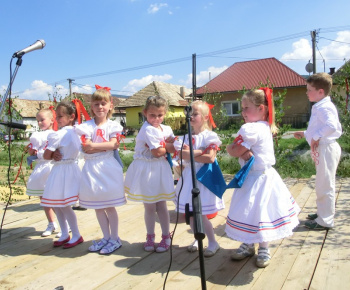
[314,142,341,227]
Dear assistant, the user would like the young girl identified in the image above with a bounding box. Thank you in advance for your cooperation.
[26,108,57,237]
[124,95,175,253]
[225,88,300,268]
[75,85,126,254]
[174,101,224,257]
[41,101,83,249]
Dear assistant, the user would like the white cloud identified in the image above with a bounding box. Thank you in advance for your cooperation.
[147,3,168,14]
[184,65,228,87]
[280,38,312,61]
[320,31,350,60]
[10,80,93,100]
[122,74,173,95]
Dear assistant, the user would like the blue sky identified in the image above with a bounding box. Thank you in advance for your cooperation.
[1,0,350,101]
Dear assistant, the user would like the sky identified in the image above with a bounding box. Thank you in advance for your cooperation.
[1,0,350,101]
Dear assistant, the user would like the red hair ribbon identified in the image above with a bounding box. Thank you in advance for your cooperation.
[49,105,58,131]
[116,133,126,150]
[72,99,91,124]
[205,103,217,128]
[259,87,273,125]
[95,84,111,92]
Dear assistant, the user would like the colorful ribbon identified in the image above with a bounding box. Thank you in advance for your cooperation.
[96,129,108,142]
[95,84,111,92]
[233,135,244,145]
[205,103,217,128]
[116,133,126,150]
[49,105,58,131]
[259,87,273,125]
[72,99,91,124]
[201,144,220,155]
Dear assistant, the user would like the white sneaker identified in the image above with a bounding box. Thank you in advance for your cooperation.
[41,223,57,237]
[231,243,255,260]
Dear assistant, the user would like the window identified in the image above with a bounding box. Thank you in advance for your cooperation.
[222,101,240,116]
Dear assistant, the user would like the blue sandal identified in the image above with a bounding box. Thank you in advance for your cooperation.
[89,238,109,252]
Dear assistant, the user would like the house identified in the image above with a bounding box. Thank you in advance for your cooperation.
[196,57,308,128]
[118,81,191,129]
[0,99,54,138]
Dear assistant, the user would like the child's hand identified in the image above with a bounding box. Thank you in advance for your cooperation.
[113,142,120,150]
[165,136,175,143]
[182,144,189,150]
[294,131,304,139]
[53,149,62,161]
[311,138,319,153]
[241,150,253,161]
[82,140,94,153]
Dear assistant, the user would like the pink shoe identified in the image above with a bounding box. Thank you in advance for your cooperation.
[144,233,155,252]
[63,236,84,249]
[156,233,171,253]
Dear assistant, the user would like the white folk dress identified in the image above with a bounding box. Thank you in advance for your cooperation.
[75,119,126,209]
[225,121,300,244]
[41,126,81,208]
[174,130,225,215]
[26,130,54,196]
[124,121,175,203]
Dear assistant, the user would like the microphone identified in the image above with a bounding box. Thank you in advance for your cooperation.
[0,122,27,130]
[13,40,46,58]
[184,105,192,116]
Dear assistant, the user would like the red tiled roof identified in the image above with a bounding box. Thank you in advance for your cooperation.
[196,57,306,95]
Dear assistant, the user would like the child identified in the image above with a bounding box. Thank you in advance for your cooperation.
[225,88,300,268]
[75,85,126,254]
[41,101,83,249]
[294,73,342,230]
[124,95,175,253]
[174,101,224,257]
[26,108,58,237]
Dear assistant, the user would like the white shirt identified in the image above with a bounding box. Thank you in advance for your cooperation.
[304,96,342,145]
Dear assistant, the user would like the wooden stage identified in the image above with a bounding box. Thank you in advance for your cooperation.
[0,177,349,290]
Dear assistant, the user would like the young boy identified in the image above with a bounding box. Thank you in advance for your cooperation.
[294,72,342,230]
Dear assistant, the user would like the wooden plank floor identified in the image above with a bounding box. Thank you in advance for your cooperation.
[0,177,349,290]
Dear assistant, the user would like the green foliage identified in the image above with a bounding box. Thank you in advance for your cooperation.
[331,62,350,151]
[202,92,229,130]
[119,152,134,173]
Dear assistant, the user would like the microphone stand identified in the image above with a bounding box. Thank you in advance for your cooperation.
[184,105,207,290]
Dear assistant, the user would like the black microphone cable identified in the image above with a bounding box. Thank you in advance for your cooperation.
[0,57,15,244]
[163,133,186,290]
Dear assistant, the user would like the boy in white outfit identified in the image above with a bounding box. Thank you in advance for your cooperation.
[294,72,342,230]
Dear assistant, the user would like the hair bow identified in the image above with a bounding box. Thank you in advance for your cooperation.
[95,84,111,92]
[259,87,273,125]
[205,102,217,128]
[49,105,58,131]
[72,99,91,124]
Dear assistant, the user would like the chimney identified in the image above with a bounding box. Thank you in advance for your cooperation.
[329,67,335,75]
[180,86,185,99]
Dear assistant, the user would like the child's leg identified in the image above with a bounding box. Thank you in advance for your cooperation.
[54,207,70,241]
[257,242,270,268]
[44,207,56,223]
[61,206,81,243]
[155,201,171,252]
[105,207,119,241]
[202,215,219,252]
[144,203,157,234]
[156,201,170,236]
[95,209,111,240]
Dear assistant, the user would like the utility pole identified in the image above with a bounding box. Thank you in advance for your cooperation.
[311,30,317,73]
[67,78,75,97]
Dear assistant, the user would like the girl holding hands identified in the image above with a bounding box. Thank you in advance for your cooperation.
[174,101,224,257]
[75,85,126,254]
[41,101,83,248]
[124,96,175,253]
[225,88,300,267]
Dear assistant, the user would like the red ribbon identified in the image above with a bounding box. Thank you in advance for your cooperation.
[95,84,111,92]
[259,87,273,125]
[116,133,126,150]
[205,103,217,128]
[233,135,244,145]
[96,129,108,142]
[49,105,58,131]
[72,99,91,124]
[201,144,220,155]
[13,144,32,184]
